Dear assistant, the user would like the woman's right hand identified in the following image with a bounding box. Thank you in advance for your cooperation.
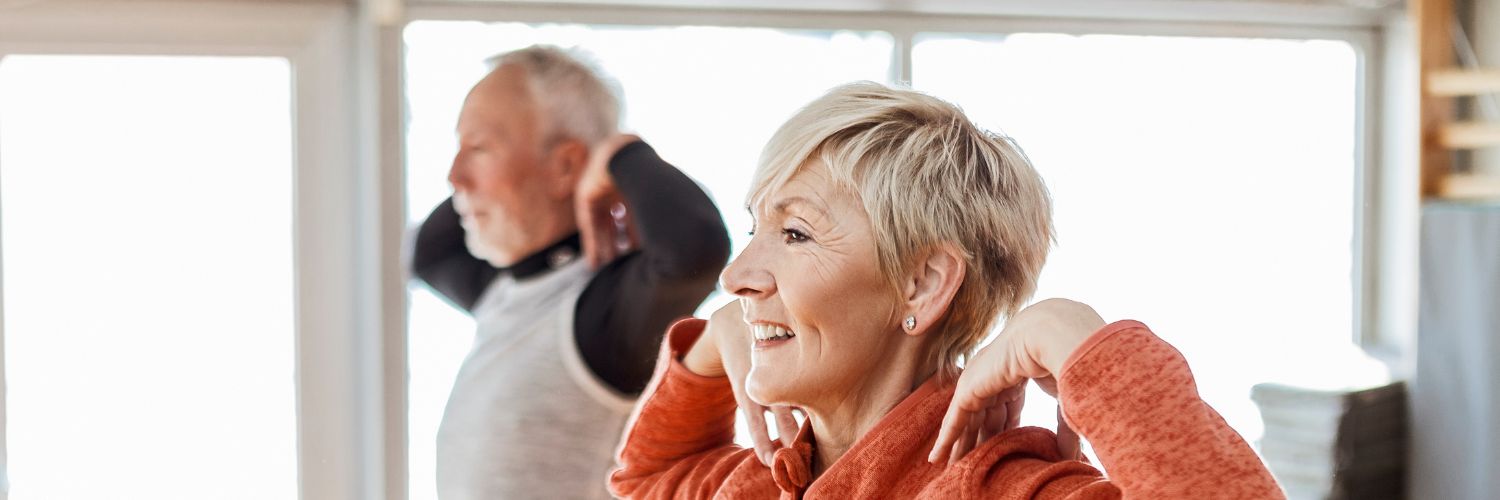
[683,300,800,467]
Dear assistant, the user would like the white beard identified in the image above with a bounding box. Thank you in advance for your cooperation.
[463,228,503,266]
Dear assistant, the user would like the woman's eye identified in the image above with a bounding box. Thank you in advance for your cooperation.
[781,228,810,244]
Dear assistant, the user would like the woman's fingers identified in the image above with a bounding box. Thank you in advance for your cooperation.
[929,402,970,463]
[1034,375,1060,399]
[1055,406,1081,461]
[1004,384,1025,432]
[930,383,990,463]
[930,369,990,462]
[725,363,773,466]
[772,406,799,447]
[948,409,981,464]
[1032,375,1081,460]
[978,396,1003,443]
[739,399,774,466]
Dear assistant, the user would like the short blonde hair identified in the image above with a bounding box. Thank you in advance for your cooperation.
[749,82,1053,380]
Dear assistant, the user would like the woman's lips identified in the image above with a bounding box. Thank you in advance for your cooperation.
[753,336,795,350]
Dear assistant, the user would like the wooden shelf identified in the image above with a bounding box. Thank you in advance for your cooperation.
[1416,0,1457,198]
[1428,68,1500,96]
[1442,173,1500,199]
[1439,122,1500,149]
[1397,1,1492,199]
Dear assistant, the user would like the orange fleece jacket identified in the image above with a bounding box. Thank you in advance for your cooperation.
[609,319,1285,499]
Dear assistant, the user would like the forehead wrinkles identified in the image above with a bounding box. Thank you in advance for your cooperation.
[750,187,846,231]
[748,151,830,216]
[749,164,849,219]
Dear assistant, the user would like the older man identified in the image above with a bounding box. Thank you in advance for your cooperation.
[410,46,729,499]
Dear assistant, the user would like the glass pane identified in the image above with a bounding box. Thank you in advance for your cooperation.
[914,34,1384,445]
[403,21,892,500]
[0,55,296,500]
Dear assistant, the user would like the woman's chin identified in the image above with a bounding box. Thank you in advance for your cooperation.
[745,369,798,407]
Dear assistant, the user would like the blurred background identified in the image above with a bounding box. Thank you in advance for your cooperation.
[0,0,1496,499]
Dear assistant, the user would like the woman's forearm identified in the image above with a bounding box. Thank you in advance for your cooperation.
[1056,321,1285,499]
[610,319,749,499]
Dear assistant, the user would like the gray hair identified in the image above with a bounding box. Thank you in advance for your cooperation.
[487,45,621,146]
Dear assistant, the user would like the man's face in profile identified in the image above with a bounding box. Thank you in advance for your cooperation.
[447,64,563,266]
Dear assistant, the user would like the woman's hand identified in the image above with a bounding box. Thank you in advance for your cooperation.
[928,298,1106,465]
[683,300,800,467]
[575,133,642,269]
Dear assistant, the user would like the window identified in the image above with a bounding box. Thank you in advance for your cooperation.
[913,33,1387,442]
[2,3,1387,498]
[402,20,892,500]
[0,55,296,500]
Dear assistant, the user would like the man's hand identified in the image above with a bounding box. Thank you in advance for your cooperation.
[576,133,643,269]
[684,301,799,467]
[928,298,1105,465]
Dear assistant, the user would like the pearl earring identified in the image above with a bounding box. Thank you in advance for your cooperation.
[903,315,917,331]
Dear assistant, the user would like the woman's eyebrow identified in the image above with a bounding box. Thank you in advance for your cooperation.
[772,196,830,218]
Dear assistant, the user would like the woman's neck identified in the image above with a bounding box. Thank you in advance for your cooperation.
[804,355,937,478]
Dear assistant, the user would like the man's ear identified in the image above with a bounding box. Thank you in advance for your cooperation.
[546,139,590,198]
[900,244,966,337]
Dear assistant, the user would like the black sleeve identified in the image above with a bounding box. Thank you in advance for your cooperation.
[574,141,731,395]
[410,197,500,313]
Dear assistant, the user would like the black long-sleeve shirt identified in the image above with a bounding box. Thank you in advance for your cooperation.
[411,141,730,395]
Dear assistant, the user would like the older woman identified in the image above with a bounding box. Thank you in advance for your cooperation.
[609,83,1283,499]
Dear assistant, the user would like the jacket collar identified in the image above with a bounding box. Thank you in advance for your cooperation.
[771,376,950,498]
[499,233,581,280]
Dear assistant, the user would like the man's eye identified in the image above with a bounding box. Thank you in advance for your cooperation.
[781,228,810,244]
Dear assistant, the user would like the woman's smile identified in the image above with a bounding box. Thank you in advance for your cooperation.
[750,322,797,351]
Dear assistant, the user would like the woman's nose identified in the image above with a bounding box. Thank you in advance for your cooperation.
[720,240,775,299]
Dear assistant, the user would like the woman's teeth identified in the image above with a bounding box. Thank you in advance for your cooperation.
[751,324,796,341]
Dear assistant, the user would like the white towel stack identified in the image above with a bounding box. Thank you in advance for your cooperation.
[1251,381,1407,500]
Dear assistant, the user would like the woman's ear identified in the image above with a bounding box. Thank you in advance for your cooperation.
[901,244,966,337]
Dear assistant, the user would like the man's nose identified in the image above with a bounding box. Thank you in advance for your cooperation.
[447,153,466,190]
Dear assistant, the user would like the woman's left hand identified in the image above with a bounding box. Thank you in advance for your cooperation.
[684,300,800,467]
[927,298,1106,465]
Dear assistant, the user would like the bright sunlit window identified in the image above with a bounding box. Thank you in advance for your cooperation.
[403,20,891,500]
[0,55,296,499]
[913,33,1388,444]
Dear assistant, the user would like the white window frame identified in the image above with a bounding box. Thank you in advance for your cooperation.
[0,2,404,499]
